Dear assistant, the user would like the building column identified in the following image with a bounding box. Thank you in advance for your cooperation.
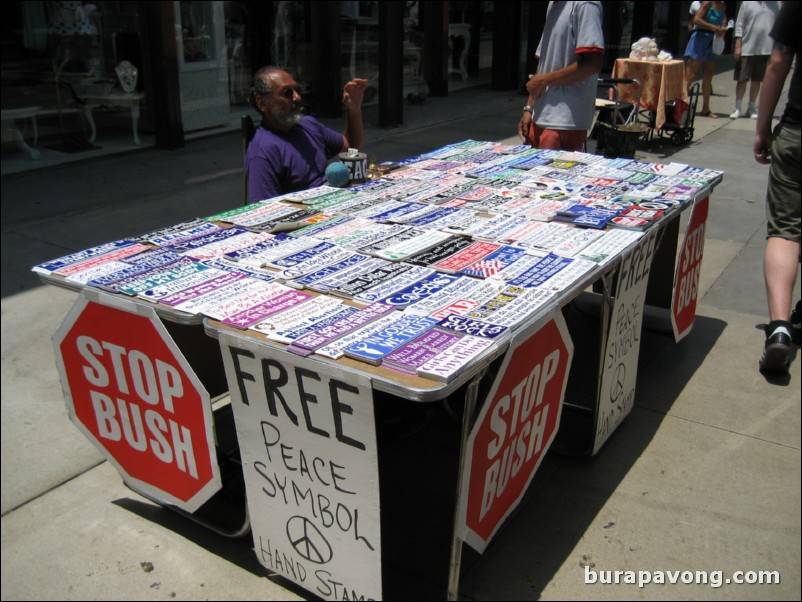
[140,2,184,149]
[314,1,343,118]
[491,1,522,90]
[379,1,404,127]
[424,1,448,97]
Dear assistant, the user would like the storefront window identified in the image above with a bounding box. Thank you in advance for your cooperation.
[173,1,229,132]
[341,1,379,106]
[1,1,147,170]
[224,1,250,106]
[178,1,217,63]
[448,0,493,90]
[603,1,635,70]
[258,2,317,111]
[403,1,426,102]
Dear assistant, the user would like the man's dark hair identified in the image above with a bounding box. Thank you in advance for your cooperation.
[248,65,290,108]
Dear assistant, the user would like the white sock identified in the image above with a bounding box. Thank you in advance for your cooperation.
[747,102,756,113]
[734,100,742,112]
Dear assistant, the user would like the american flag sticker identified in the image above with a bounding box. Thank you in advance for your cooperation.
[460,246,527,278]
[461,258,504,278]
[645,162,688,176]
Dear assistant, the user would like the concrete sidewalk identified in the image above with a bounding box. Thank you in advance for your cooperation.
[1,63,799,601]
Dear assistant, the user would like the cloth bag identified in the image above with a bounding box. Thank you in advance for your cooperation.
[712,34,725,56]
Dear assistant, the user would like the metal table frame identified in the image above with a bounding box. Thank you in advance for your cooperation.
[40,161,717,599]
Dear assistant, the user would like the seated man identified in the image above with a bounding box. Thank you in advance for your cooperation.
[245,66,368,203]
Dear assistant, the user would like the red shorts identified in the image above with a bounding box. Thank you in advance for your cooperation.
[525,123,587,151]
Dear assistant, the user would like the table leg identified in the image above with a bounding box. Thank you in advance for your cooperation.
[130,103,141,146]
[83,106,97,144]
[447,369,486,601]
[591,268,615,455]
[3,119,41,160]
[645,217,680,309]
[448,31,470,82]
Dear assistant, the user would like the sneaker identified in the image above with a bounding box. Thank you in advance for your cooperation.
[729,109,741,119]
[759,328,791,373]
[792,300,802,346]
[750,112,758,119]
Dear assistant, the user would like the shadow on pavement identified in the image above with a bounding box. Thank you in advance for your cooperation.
[107,308,726,601]
[112,497,321,601]
[454,310,727,600]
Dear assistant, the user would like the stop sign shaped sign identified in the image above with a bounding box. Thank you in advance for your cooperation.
[672,195,709,342]
[54,292,221,513]
[460,310,573,552]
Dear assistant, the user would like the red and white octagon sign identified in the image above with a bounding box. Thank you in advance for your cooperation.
[54,291,221,512]
[460,310,573,552]
[672,195,709,342]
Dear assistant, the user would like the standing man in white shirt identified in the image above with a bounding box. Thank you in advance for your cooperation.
[730,1,780,119]
[518,1,604,151]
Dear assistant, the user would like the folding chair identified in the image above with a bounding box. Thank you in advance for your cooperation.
[589,78,641,154]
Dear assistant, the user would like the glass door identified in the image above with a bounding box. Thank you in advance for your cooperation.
[174,1,228,132]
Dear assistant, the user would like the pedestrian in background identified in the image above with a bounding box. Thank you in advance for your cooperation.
[687,1,700,32]
[730,1,779,119]
[752,1,801,374]
[684,0,728,118]
[518,1,604,151]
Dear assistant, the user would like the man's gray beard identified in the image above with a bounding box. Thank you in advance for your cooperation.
[276,110,303,128]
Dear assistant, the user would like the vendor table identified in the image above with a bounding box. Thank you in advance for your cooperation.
[611,58,689,134]
[39,141,720,600]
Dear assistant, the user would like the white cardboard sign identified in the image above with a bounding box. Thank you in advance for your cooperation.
[219,332,381,601]
[594,227,663,455]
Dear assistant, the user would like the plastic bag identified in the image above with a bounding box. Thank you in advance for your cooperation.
[712,35,725,56]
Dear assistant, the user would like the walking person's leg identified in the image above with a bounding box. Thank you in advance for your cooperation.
[701,60,717,116]
[760,122,801,373]
[731,57,744,117]
[747,79,762,118]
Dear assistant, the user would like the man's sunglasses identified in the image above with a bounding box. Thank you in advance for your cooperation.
[274,86,301,99]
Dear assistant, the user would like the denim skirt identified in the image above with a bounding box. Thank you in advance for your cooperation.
[684,30,715,62]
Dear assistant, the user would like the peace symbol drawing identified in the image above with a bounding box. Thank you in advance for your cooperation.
[610,363,626,404]
[286,516,333,564]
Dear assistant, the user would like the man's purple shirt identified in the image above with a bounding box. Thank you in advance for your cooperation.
[245,115,343,203]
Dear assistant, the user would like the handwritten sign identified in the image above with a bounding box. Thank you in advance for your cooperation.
[219,333,381,600]
[593,227,663,455]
